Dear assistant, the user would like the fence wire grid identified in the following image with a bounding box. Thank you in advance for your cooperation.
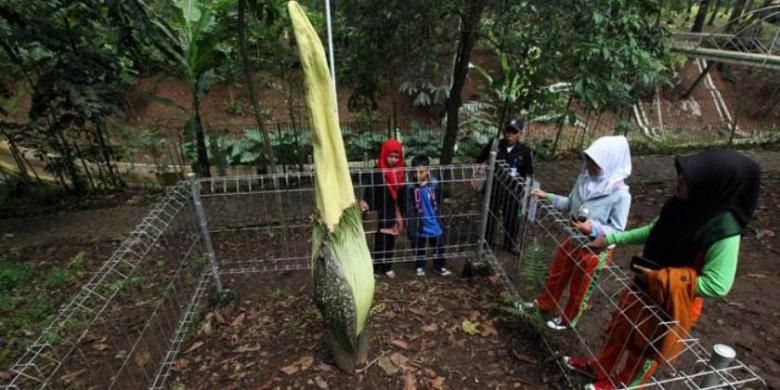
[0,154,768,389]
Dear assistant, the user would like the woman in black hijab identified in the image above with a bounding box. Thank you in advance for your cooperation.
[560,150,761,390]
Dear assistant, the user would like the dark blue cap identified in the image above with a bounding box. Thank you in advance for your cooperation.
[504,119,524,133]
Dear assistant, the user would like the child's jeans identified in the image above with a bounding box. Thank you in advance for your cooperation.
[414,235,446,271]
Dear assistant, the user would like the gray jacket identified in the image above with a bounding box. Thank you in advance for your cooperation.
[547,175,631,237]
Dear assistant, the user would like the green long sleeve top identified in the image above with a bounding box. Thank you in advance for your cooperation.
[606,219,741,298]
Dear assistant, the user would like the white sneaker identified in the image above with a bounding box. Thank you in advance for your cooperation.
[385,270,396,279]
[436,268,452,276]
[416,268,426,277]
[546,316,568,331]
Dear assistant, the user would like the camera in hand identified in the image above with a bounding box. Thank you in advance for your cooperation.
[572,206,590,223]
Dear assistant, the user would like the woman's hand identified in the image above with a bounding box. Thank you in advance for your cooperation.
[470,165,487,190]
[571,218,592,235]
[588,235,609,250]
[531,188,548,199]
[359,200,369,212]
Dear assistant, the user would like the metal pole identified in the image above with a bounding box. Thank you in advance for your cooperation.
[478,139,498,250]
[188,173,224,293]
[700,344,737,388]
[324,0,337,101]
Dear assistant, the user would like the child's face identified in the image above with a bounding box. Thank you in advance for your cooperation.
[386,152,401,167]
[585,156,602,177]
[415,166,430,182]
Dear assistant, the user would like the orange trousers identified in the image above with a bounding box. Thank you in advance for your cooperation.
[591,288,704,387]
[536,238,613,327]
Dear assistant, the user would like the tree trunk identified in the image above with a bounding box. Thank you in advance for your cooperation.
[707,0,720,25]
[93,117,123,188]
[440,0,486,164]
[238,0,276,173]
[726,0,748,32]
[193,92,211,177]
[692,0,711,32]
[551,96,574,156]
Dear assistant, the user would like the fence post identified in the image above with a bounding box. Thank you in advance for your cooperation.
[478,140,498,251]
[700,344,736,388]
[188,173,224,293]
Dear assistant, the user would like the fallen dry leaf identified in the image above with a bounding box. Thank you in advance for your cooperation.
[231,312,247,327]
[429,376,445,389]
[184,341,205,354]
[462,319,479,335]
[480,321,498,337]
[59,368,87,384]
[403,372,417,390]
[377,356,399,375]
[280,364,299,375]
[0,371,11,380]
[172,358,189,372]
[93,343,109,351]
[214,311,226,324]
[134,350,152,367]
[298,356,314,371]
[467,311,481,321]
[235,345,261,353]
[390,352,409,370]
[423,368,437,378]
[314,375,329,389]
[391,339,410,350]
[421,323,439,333]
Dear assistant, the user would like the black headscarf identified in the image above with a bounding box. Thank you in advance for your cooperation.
[642,150,761,267]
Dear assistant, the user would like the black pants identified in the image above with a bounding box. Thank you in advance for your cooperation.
[484,182,521,251]
[414,235,446,271]
[373,232,396,273]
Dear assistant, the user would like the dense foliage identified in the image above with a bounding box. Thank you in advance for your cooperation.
[0,0,775,190]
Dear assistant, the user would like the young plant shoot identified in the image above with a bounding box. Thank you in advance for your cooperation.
[288,1,375,371]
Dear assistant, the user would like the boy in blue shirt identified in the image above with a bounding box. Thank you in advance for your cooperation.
[402,155,451,276]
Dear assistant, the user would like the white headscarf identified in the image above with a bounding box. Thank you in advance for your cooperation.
[578,136,632,200]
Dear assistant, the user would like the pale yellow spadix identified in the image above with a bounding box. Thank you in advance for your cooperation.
[289,1,375,371]
[288,0,353,232]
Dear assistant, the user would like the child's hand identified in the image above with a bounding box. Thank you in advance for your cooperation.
[359,200,369,212]
[571,218,592,235]
[588,235,609,250]
[531,189,548,199]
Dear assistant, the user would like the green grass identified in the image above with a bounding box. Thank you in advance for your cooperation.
[0,252,87,366]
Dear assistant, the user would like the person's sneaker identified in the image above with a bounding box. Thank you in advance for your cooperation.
[562,356,594,378]
[416,268,426,277]
[435,267,452,276]
[546,316,568,331]
[385,270,396,279]
[584,379,615,390]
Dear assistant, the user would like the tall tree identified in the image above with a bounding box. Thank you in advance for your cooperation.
[440,0,486,164]
[238,0,276,172]
[143,0,237,177]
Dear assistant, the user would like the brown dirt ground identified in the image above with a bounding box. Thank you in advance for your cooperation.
[167,270,566,390]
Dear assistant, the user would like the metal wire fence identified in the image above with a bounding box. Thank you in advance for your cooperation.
[0,150,769,389]
[481,156,767,389]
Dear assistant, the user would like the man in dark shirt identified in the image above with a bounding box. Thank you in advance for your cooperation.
[476,119,533,253]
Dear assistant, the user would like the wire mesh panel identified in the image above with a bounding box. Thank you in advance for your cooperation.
[1,183,210,390]
[484,164,767,389]
[195,165,485,275]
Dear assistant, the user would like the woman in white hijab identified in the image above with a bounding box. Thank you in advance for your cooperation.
[527,136,632,330]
